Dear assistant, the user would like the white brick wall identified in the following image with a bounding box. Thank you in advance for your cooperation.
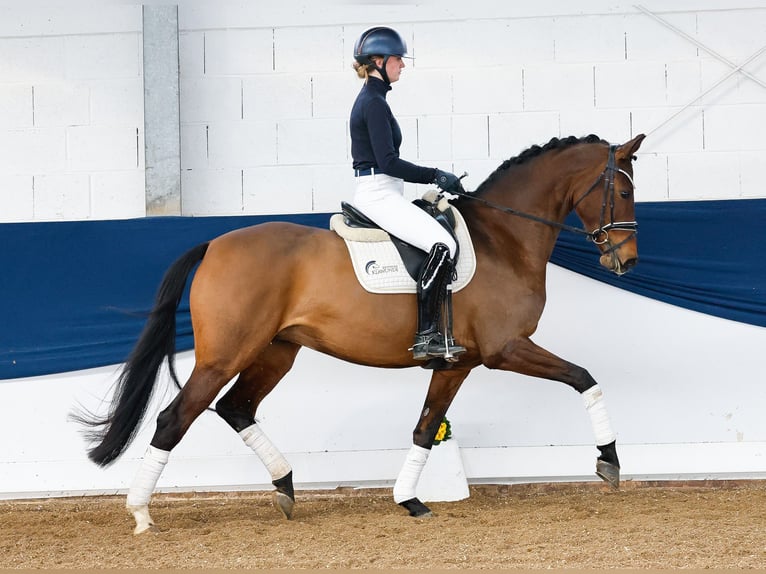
[2,3,765,222]
[0,5,143,222]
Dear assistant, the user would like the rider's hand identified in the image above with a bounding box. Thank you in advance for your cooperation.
[433,169,464,194]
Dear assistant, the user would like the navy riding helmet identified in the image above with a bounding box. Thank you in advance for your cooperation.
[353,26,408,84]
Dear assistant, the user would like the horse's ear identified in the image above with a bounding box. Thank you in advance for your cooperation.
[615,134,646,161]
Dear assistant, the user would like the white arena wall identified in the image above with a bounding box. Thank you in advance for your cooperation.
[1,1,765,498]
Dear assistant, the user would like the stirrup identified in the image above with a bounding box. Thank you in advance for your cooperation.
[411,332,466,361]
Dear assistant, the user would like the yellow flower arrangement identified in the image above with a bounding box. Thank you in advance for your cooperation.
[432,416,452,445]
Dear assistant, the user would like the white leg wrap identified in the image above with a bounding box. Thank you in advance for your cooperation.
[582,385,616,446]
[393,445,430,503]
[126,445,170,508]
[239,423,291,481]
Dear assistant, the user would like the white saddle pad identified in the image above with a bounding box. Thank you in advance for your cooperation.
[330,202,477,294]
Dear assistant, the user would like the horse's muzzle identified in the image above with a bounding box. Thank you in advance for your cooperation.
[600,253,638,275]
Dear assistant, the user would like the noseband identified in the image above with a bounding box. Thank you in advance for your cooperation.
[452,145,637,252]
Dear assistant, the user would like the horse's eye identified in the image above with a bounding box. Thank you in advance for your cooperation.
[619,190,631,199]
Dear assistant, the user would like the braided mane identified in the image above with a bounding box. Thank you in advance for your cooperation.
[473,134,608,195]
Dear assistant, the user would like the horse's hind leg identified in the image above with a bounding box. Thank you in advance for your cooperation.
[215,340,301,519]
[126,364,236,534]
[395,368,470,518]
[487,336,620,488]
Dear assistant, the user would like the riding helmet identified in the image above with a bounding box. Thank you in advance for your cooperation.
[353,26,408,64]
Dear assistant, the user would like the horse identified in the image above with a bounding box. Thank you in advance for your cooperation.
[78,133,646,534]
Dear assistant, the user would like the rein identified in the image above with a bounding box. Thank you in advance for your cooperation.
[451,145,637,250]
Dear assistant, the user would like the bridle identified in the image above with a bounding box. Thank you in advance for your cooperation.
[451,145,638,254]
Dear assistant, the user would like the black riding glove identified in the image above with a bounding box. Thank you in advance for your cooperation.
[433,169,463,193]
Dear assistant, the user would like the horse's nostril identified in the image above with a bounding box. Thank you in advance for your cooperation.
[623,257,638,270]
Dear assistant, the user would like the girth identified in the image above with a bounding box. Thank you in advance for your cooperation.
[340,199,460,281]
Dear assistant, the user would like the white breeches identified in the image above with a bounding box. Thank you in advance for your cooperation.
[353,173,457,258]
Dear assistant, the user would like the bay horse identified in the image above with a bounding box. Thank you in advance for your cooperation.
[80,133,646,534]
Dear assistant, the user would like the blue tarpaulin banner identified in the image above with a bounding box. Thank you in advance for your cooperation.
[1,199,764,380]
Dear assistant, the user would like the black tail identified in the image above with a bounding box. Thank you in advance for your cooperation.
[75,242,210,467]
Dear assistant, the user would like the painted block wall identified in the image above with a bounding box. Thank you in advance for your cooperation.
[0,5,145,222]
[2,1,765,222]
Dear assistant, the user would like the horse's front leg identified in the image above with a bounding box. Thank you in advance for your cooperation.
[485,336,620,488]
[395,368,471,517]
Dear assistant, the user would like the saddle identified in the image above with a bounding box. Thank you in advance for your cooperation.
[339,195,460,281]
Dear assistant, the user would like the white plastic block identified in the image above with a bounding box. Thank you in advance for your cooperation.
[204,29,274,76]
[559,109,632,143]
[0,37,66,82]
[455,159,503,193]
[64,34,141,80]
[89,79,144,125]
[274,26,343,73]
[630,107,703,154]
[243,165,313,215]
[697,9,766,64]
[453,67,524,114]
[389,69,453,117]
[489,112,561,158]
[0,175,33,221]
[207,120,277,168]
[0,128,65,174]
[631,152,668,202]
[180,124,208,170]
[452,115,489,161]
[242,74,312,121]
[67,126,138,171]
[739,151,766,199]
[667,151,741,201]
[553,15,627,63]
[277,118,346,165]
[179,31,205,78]
[624,12,698,61]
[312,72,359,120]
[595,61,666,109]
[32,173,90,221]
[704,104,765,152]
[0,85,32,128]
[416,116,452,163]
[700,59,743,106]
[180,77,242,123]
[181,168,244,215]
[411,21,476,70]
[311,165,355,213]
[0,5,140,37]
[523,63,595,112]
[91,170,146,220]
[666,61,702,107]
[33,83,89,127]
[736,57,766,105]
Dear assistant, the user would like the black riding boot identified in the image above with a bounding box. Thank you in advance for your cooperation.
[411,243,466,361]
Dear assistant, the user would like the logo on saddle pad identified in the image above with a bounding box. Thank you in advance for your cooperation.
[365,260,400,276]
[330,201,477,295]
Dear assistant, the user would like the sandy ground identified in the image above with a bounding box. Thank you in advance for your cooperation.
[2,481,766,569]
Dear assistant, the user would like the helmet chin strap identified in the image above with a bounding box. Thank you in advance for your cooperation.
[371,55,391,85]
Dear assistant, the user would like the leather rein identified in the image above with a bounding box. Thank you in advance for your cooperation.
[450,145,637,253]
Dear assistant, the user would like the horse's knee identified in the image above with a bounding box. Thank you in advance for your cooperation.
[570,366,597,394]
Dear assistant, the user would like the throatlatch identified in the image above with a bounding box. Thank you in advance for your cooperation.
[411,243,466,363]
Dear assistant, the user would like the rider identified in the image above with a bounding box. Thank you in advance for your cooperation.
[350,26,466,362]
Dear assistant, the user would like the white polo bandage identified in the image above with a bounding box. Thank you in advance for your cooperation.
[393,445,430,503]
[582,385,616,446]
[126,445,170,508]
[239,423,292,481]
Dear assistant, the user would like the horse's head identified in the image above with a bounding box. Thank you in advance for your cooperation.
[571,134,646,275]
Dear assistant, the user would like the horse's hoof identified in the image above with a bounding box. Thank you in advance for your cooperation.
[596,459,620,489]
[134,523,160,535]
[273,490,294,520]
[398,497,434,518]
[127,504,159,535]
